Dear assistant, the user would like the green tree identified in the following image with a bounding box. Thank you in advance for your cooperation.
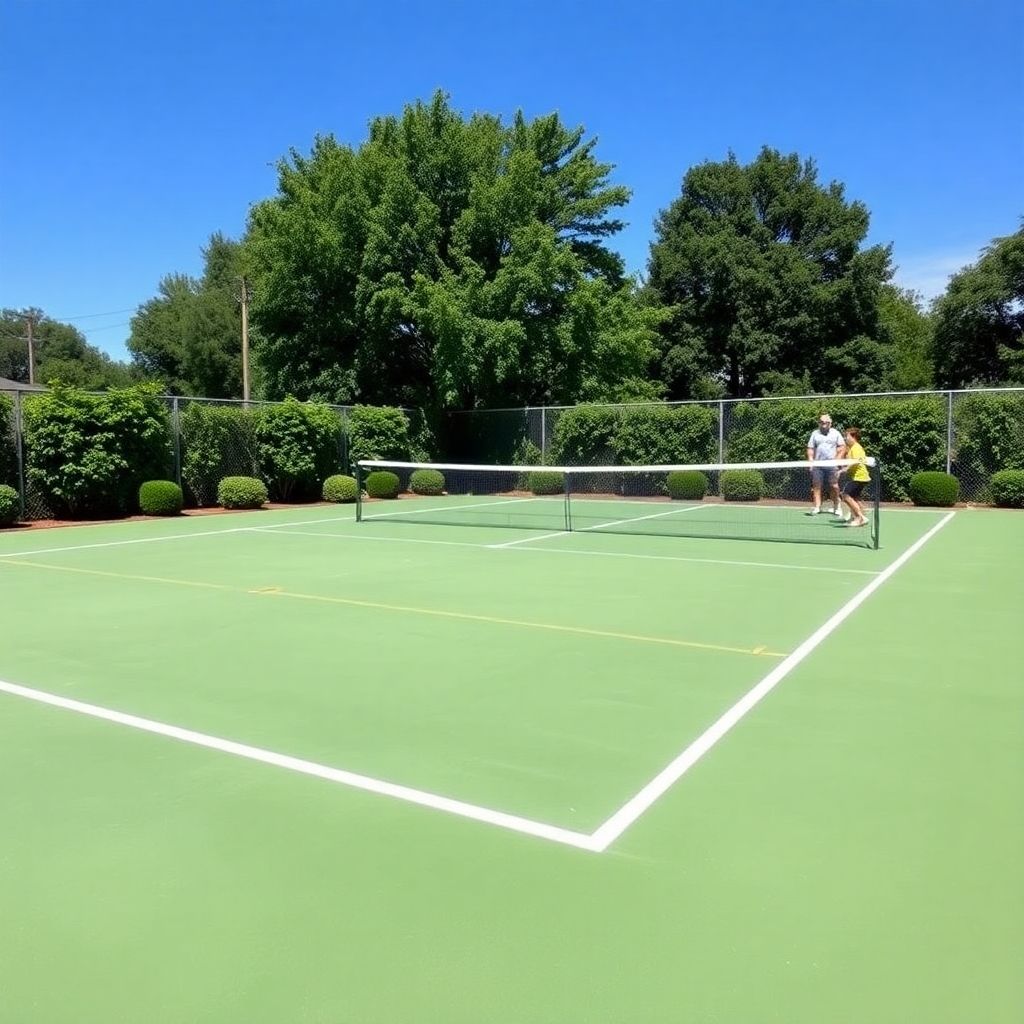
[0,308,132,389]
[932,226,1024,387]
[647,147,893,398]
[246,92,659,409]
[876,285,934,390]
[127,233,244,396]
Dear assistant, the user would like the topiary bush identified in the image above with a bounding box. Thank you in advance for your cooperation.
[989,469,1024,509]
[0,483,19,526]
[528,470,565,495]
[365,470,401,499]
[722,469,765,502]
[410,468,445,496]
[139,480,183,516]
[323,474,358,503]
[218,476,268,509]
[909,471,959,507]
[667,470,708,500]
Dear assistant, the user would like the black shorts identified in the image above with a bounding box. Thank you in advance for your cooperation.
[843,479,866,499]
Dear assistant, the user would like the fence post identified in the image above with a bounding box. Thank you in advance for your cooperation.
[14,390,25,521]
[718,400,725,463]
[945,391,953,475]
[172,397,182,488]
[540,406,546,460]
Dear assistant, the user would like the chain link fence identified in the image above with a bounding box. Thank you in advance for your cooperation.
[443,388,1024,503]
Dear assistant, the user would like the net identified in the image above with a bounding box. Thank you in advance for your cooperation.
[355,459,881,548]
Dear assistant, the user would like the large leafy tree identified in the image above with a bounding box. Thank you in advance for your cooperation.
[647,148,893,398]
[127,233,244,396]
[245,92,659,408]
[931,226,1024,387]
[0,308,132,389]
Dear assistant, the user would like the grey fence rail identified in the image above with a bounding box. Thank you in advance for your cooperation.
[440,388,1024,504]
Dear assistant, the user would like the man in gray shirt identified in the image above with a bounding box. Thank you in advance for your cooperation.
[806,413,847,516]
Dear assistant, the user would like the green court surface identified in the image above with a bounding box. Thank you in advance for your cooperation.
[0,501,1021,1022]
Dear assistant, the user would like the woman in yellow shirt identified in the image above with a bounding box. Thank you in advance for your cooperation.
[841,427,871,527]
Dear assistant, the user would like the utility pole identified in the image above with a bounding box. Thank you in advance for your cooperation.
[25,313,36,386]
[239,276,251,402]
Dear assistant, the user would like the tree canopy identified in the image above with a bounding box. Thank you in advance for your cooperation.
[246,92,660,408]
[127,233,244,397]
[0,309,132,389]
[931,226,1024,387]
[646,147,894,398]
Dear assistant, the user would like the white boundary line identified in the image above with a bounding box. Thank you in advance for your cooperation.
[586,510,956,851]
[0,513,952,853]
[360,496,543,520]
[0,678,599,852]
[580,503,706,532]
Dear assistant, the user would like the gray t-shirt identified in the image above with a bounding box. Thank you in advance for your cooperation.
[808,427,844,460]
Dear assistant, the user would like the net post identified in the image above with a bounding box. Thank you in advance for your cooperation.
[355,462,363,523]
[563,467,572,531]
[873,459,881,550]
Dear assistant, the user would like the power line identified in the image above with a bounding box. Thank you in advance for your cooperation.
[53,307,137,321]
[80,321,132,333]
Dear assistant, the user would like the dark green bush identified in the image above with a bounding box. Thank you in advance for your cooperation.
[218,476,268,509]
[0,393,16,487]
[952,393,1024,500]
[667,470,708,500]
[549,405,620,465]
[365,470,401,499]
[255,397,342,502]
[722,469,765,501]
[410,469,445,495]
[0,483,19,526]
[139,480,183,516]
[323,474,358,503]
[610,404,717,465]
[23,382,172,518]
[989,470,1024,508]
[180,402,257,507]
[348,406,411,464]
[528,470,565,495]
[909,471,959,507]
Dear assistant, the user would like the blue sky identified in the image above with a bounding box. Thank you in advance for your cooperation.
[1,0,1021,362]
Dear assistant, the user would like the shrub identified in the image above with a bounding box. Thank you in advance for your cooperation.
[410,468,445,495]
[180,402,257,507]
[365,470,401,499]
[218,476,268,509]
[549,405,620,465]
[348,406,411,464]
[255,397,342,502]
[722,469,765,501]
[909,471,959,507]
[23,382,172,518]
[952,393,1024,501]
[989,469,1024,509]
[323,474,358,503]
[0,483,19,526]
[610,404,717,466]
[0,393,16,488]
[667,470,708,500]
[528,470,565,495]
[139,480,183,516]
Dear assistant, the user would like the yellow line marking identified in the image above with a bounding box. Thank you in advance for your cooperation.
[0,558,788,659]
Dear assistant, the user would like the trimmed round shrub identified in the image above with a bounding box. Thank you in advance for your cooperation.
[218,475,268,509]
[990,469,1024,509]
[322,474,358,503]
[528,470,565,495]
[909,471,959,507]
[410,468,445,496]
[139,480,183,516]
[667,470,708,500]
[722,469,765,502]
[0,484,19,527]
[365,470,401,499]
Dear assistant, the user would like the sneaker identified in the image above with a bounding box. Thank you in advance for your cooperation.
[832,508,844,517]
[806,508,821,516]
